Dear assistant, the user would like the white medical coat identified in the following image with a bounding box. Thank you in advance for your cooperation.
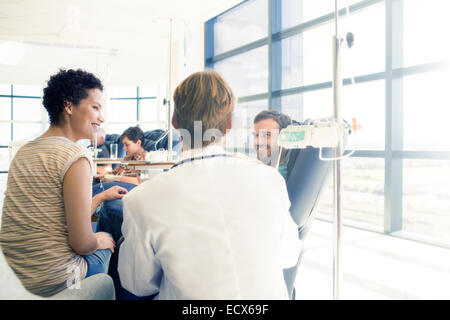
[118,144,302,299]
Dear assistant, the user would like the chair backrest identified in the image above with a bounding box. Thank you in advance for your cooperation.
[105,129,181,159]
[285,147,333,235]
[284,120,350,239]
[142,129,181,155]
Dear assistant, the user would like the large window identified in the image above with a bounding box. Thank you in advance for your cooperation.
[213,0,268,55]
[107,85,166,133]
[214,46,269,98]
[206,0,450,246]
[0,85,45,175]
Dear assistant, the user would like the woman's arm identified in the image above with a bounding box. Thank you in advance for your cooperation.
[63,158,125,255]
[111,175,140,186]
[101,174,140,186]
[92,192,106,215]
[63,157,99,255]
[92,185,129,214]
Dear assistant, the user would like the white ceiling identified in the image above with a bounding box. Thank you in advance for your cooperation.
[0,0,242,85]
[0,0,239,50]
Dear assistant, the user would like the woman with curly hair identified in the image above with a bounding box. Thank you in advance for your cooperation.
[0,69,128,297]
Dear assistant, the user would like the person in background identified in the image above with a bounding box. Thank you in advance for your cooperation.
[91,126,147,243]
[118,70,302,299]
[0,69,127,297]
[88,126,149,300]
[90,125,148,267]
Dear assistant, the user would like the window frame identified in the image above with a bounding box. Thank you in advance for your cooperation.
[205,0,450,248]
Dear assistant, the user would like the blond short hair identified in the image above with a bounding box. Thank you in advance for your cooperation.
[173,70,235,148]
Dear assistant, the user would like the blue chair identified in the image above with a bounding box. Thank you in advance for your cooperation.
[103,129,181,168]
[142,129,181,154]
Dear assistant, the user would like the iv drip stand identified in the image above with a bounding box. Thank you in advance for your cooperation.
[167,18,173,161]
[332,0,344,300]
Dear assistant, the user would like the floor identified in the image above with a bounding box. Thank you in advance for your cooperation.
[295,219,450,300]
[1,216,450,299]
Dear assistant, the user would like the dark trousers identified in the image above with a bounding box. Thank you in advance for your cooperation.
[92,181,136,242]
[92,181,156,300]
[107,237,158,300]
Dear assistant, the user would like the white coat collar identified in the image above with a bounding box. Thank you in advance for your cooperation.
[177,144,228,162]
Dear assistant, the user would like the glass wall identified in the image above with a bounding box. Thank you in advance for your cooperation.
[206,0,450,245]
[213,0,268,55]
[214,46,269,97]
[402,159,450,244]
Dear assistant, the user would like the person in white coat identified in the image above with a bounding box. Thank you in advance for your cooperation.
[118,70,302,299]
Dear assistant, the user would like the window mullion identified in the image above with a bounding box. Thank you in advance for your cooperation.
[384,0,404,233]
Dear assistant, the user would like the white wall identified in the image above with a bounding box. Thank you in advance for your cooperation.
[0,22,205,99]
[0,0,245,89]
[0,41,168,86]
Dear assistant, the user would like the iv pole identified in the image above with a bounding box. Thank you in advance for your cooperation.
[166,18,174,161]
[332,0,343,300]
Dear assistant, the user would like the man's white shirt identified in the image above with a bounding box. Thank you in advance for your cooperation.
[118,144,302,299]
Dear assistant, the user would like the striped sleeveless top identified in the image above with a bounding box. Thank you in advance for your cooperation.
[0,136,94,297]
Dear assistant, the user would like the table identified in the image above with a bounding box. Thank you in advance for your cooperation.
[93,158,175,171]
[93,159,175,182]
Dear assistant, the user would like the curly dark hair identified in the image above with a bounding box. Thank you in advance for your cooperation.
[42,69,103,125]
[120,126,145,144]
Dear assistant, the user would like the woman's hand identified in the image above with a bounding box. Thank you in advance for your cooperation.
[95,232,116,253]
[101,185,128,201]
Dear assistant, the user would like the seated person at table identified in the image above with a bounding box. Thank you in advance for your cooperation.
[0,69,128,297]
[94,126,147,187]
[118,70,302,299]
[92,126,148,243]
[92,127,151,300]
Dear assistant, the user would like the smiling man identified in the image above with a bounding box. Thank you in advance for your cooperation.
[253,110,293,180]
